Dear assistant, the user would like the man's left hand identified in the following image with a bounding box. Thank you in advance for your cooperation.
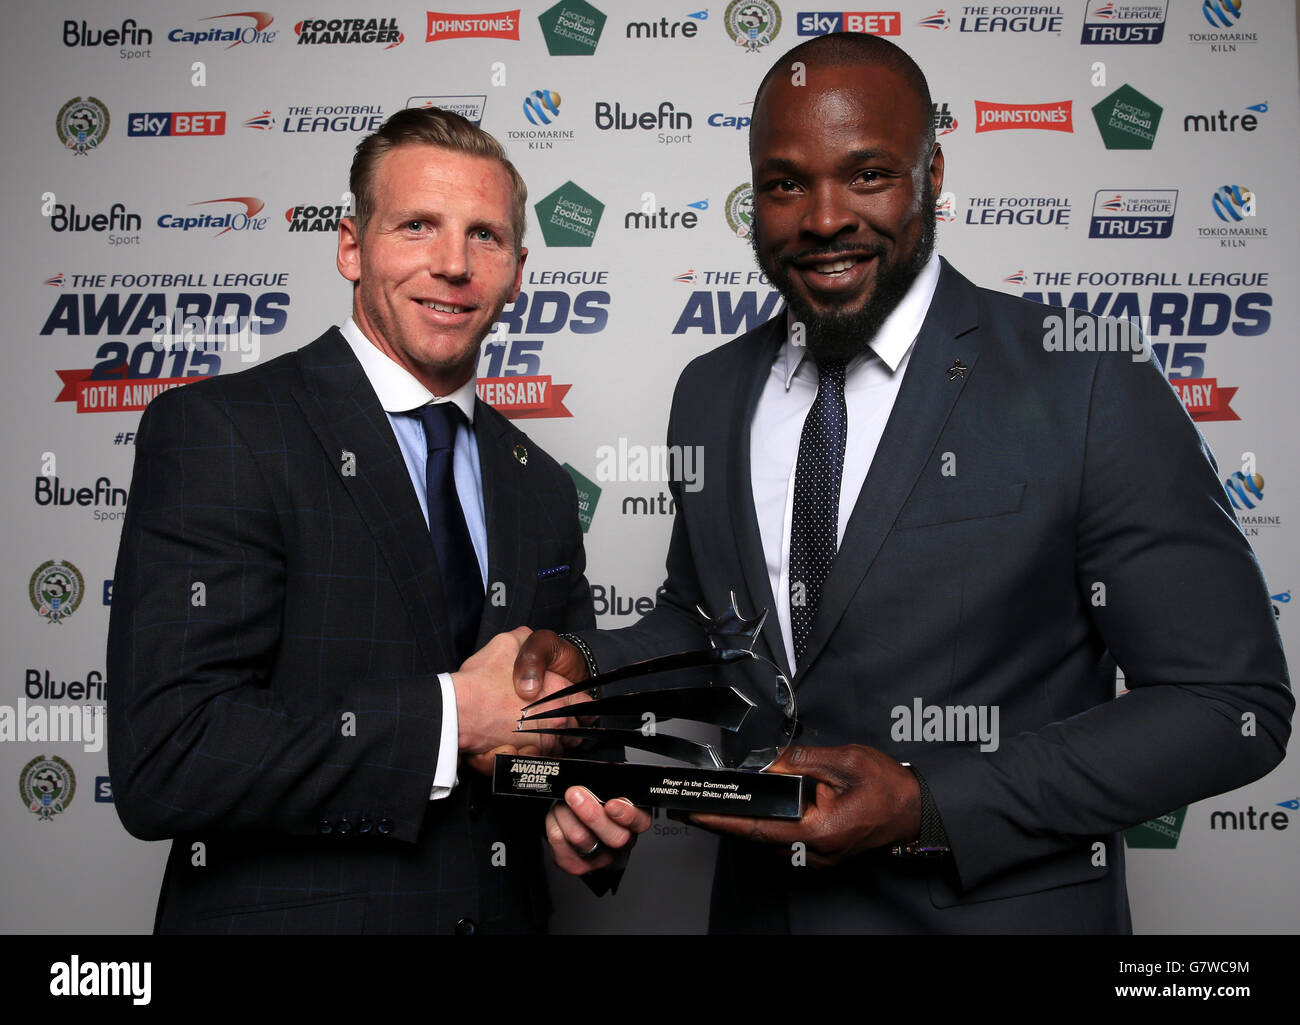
[688,744,921,868]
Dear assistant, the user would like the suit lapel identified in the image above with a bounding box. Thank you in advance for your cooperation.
[289,328,459,673]
[725,317,790,674]
[474,400,538,643]
[798,259,982,680]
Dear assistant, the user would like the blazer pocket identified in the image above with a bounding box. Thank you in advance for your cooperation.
[929,840,1110,910]
[896,482,1026,530]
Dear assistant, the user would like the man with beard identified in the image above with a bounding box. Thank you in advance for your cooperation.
[108,107,649,934]
[515,33,1290,931]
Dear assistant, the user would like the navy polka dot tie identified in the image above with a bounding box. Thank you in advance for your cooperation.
[415,402,483,663]
[789,358,848,668]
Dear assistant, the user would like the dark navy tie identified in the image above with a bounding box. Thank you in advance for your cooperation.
[789,358,848,668]
[416,402,483,663]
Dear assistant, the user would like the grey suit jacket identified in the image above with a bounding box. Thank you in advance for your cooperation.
[108,327,594,934]
[582,259,1291,933]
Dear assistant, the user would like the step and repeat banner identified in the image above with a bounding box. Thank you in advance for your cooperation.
[2,1,1297,934]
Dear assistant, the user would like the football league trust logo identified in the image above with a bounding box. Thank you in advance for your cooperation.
[726,1,782,52]
[57,97,110,155]
[20,755,77,822]
[30,560,85,624]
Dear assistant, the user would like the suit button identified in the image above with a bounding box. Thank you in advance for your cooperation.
[318,819,333,835]
[336,818,353,836]
[455,918,476,936]
[468,800,482,821]
[358,817,373,835]
[376,818,394,836]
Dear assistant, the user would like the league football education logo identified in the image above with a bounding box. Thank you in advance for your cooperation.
[535,181,604,246]
[725,183,754,238]
[1092,83,1162,150]
[538,1,606,55]
[20,755,77,822]
[57,97,110,155]
[30,560,85,624]
[1125,806,1186,849]
[726,0,781,52]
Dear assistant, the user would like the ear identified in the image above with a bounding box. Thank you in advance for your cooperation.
[928,144,945,197]
[337,216,362,283]
[508,246,528,302]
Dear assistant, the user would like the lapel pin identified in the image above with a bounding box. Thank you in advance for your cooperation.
[513,444,528,466]
[947,359,967,380]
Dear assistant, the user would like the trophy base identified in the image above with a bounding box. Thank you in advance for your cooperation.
[492,754,804,819]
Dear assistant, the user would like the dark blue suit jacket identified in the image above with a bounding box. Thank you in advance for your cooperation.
[584,259,1291,933]
[107,327,594,934]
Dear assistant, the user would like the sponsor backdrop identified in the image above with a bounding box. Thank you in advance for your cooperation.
[2,0,1297,934]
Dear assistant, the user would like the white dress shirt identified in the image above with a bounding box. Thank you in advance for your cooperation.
[340,317,486,799]
[750,254,941,671]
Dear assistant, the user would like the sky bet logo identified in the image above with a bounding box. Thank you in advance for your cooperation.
[128,111,226,137]
[797,11,901,36]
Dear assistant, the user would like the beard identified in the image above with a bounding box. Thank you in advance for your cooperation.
[749,179,936,363]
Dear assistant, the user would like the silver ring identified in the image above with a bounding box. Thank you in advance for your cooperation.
[577,839,603,859]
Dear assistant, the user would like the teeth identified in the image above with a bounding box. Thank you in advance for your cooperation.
[422,301,466,314]
[812,259,857,274]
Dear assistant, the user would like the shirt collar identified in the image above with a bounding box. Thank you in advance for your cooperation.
[340,316,477,422]
[776,252,942,389]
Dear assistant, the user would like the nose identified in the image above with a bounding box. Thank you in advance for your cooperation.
[427,228,470,281]
[801,182,857,240]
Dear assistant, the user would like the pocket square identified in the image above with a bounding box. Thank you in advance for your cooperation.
[537,564,570,579]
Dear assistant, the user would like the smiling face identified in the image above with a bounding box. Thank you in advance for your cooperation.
[337,143,526,395]
[749,61,943,360]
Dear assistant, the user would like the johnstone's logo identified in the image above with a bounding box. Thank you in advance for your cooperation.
[407,95,486,125]
[932,101,958,135]
[974,100,1072,133]
[1080,1,1167,44]
[425,9,520,41]
[19,755,76,822]
[796,11,901,36]
[168,11,276,48]
[285,203,347,231]
[30,561,85,625]
[725,0,782,52]
[157,197,268,237]
[957,4,1063,32]
[128,111,226,137]
[56,97,109,155]
[294,17,404,46]
[1088,190,1177,240]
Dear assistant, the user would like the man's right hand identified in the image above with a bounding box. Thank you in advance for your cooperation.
[513,629,588,701]
[453,627,576,764]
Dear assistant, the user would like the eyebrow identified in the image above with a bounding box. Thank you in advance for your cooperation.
[755,147,903,173]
